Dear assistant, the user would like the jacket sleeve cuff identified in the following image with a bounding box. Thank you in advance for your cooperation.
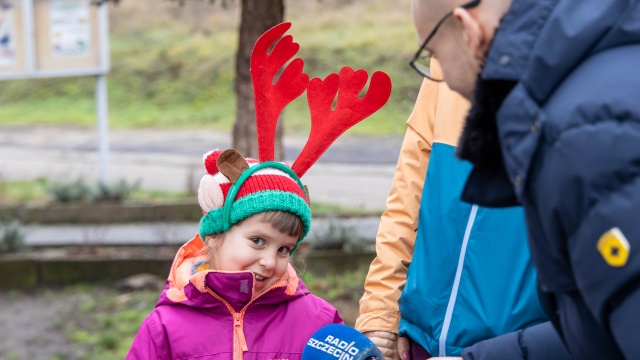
[462,322,570,360]
[355,309,401,334]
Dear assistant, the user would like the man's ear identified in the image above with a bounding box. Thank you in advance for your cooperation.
[453,7,485,60]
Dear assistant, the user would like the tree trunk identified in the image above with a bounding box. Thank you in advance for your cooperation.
[233,0,285,160]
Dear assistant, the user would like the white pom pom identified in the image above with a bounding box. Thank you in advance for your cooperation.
[198,175,224,212]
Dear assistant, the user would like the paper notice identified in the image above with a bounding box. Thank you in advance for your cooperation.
[0,2,16,67]
[50,0,91,58]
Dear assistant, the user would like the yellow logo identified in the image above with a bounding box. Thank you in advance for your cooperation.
[597,227,630,267]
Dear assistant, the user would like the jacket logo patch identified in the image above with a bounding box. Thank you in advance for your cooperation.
[597,227,630,267]
[192,260,210,274]
[240,279,249,293]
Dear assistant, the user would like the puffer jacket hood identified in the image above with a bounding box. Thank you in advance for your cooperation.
[458,0,640,206]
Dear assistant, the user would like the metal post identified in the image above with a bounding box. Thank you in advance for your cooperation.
[22,0,36,73]
[97,0,110,72]
[96,74,110,185]
[96,0,111,185]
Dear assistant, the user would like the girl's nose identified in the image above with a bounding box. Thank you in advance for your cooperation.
[259,252,276,270]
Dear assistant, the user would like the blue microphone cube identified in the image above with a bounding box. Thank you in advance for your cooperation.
[302,324,384,360]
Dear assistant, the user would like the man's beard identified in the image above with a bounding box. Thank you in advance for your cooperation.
[456,77,516,168]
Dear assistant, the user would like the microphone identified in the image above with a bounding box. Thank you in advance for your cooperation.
[302,324,384,360]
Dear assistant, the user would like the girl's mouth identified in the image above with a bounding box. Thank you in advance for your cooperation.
[253,273,268,293]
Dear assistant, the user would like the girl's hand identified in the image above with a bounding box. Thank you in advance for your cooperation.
[396,336,410,360]
[364,331,399,360]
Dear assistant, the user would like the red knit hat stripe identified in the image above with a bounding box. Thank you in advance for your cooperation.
[219,174,307,201]
[212,162,290,185]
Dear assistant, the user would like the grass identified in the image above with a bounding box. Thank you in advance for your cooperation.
[0,178,149,205]
[0,178,191,206]
[51,267,367,358]
[0,178,50,205]
[301,266,369,304]
[0,0,421,136]
[0,178,382,216]
[56,286,160,359]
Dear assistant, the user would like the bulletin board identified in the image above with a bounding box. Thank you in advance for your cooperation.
[0,0,26,73]
[0,0,109,80]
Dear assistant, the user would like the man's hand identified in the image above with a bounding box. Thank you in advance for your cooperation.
[364,331,399,360]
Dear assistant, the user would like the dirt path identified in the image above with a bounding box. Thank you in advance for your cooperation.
[0,289,79,360]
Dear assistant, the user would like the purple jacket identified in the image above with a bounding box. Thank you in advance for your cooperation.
[127,236,343,360]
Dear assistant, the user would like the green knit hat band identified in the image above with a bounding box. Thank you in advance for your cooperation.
[199,191,311,254]
[198,161,311,254]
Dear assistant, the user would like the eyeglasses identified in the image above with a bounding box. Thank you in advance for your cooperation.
[409,0,481,82]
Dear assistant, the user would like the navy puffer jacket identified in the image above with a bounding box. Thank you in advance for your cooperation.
[457,0,640,359]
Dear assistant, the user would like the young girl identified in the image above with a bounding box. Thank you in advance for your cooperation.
[128,22,392,360]
[127,149,343,360]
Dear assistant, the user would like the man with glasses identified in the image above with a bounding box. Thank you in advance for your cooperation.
[410,0,640,359]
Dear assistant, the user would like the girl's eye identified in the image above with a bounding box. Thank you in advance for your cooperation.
[250,237,265,246]
[278,246,291,254]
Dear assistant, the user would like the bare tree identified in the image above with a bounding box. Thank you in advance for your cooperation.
[150,0,286,159]
[233,0,285,160]
[108,0,287,159]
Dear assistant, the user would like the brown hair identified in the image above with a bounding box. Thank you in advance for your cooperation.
[201,233,224,264]
[258,211,304,239]
[201,211,304,268]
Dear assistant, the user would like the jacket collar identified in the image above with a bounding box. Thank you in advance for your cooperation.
[457,0,557,206]
[161,235,303,310]
[185,265,301,312]
[481,0,558,82]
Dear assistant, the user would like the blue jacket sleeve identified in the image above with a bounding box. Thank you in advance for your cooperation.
[461,322,570,360]
[569,173,640,358]
[526,115,640,358]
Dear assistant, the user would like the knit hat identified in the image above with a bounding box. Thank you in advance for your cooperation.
[197,22,392,254]
[198,149,311,253]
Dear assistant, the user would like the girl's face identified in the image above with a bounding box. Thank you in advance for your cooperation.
[210,214,298,296]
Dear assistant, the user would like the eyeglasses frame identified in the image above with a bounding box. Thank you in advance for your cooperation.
[409,0,482,81]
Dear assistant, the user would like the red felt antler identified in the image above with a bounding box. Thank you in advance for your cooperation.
[251,22,309,162]
[291,67,392,177]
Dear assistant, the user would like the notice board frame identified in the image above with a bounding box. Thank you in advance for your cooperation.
[0,0,112,183]
[0,0,110,80]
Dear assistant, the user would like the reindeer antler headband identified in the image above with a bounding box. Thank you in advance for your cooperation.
[253,22,392,176]
[198,22,392,251]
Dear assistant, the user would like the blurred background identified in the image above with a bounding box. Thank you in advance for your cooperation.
[0,0,420,358]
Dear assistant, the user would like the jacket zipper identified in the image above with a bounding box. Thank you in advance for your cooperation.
[438,204,478,356]
[206,280,287,360]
